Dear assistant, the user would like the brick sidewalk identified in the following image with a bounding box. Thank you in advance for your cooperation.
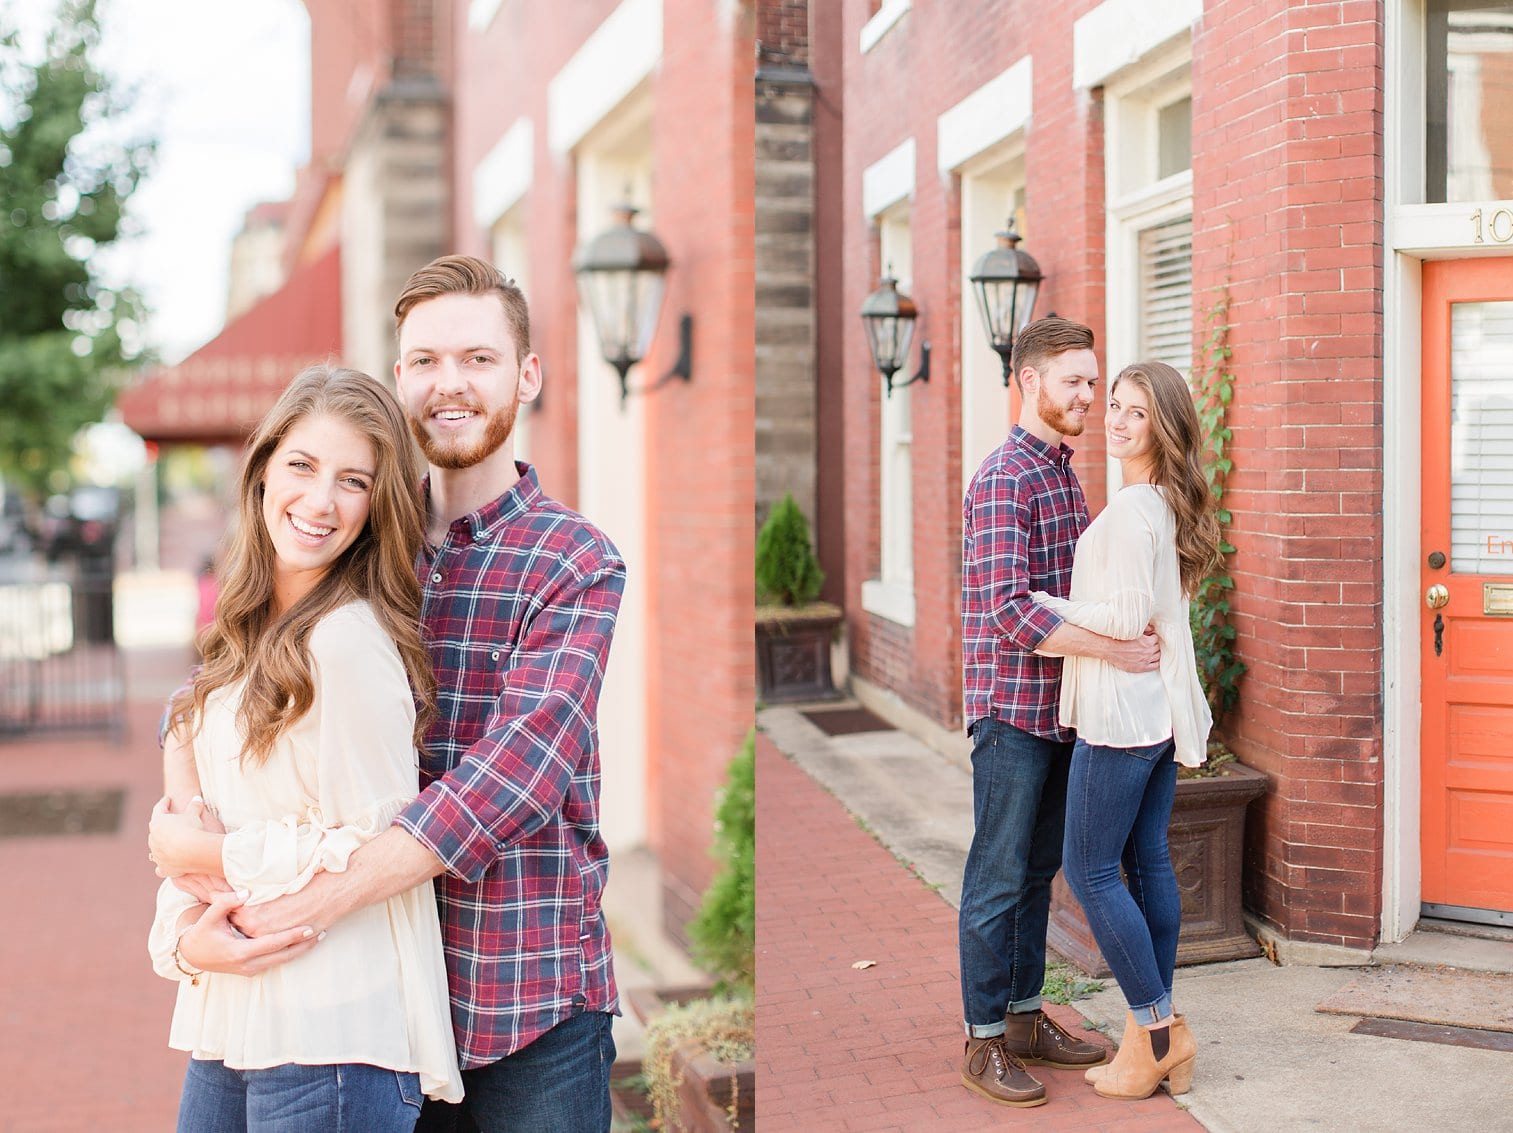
[0,647,195,1132]
[754,733,1204,1132]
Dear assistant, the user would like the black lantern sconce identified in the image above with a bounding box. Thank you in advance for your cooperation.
[968,226,1043,385]
[572,204,693,406]
[859,274,930,397]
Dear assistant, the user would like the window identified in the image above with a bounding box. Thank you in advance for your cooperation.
[1427,1,1513,202]
[862,206,916,627]
[1104,46,1193,493]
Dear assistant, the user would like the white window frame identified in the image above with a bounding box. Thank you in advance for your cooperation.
[861,204,917,627]
[489,203,532,462]
[957,144,1027,498]
[1103,43,1194,497]
[860,0,912,54]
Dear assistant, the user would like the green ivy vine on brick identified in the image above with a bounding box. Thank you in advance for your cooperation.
[1190,286,1245,729]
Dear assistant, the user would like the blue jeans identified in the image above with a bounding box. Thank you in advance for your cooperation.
[177,1059,422,1133]
[1062,737,1181,1025]
[414,1010,616,1133]
[958,716,1074,1036]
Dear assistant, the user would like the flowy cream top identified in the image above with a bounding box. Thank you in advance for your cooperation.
[147,601,463,1102]
[1034,484,1211,768]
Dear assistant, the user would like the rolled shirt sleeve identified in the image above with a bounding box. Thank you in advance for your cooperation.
[970,466,1065,651]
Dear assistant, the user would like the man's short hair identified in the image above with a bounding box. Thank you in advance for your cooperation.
[393,255,530,362]
[1009,317,1095,392]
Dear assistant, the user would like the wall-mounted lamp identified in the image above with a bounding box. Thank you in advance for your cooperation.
[572,204,693,405]
[968,226,1043,385]
[860,274,930,398]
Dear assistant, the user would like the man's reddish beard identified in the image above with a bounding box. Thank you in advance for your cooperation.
[408,394,520,469]
[1037,383,1087,437]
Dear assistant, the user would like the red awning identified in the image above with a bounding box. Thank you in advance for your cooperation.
[118,243,343,445]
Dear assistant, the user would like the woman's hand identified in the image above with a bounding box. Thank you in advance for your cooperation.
[149,796,225,878]
[176,890,323,978]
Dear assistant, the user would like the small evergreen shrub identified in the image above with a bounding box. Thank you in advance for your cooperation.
[755,493,824,606]
[687,731,756,992]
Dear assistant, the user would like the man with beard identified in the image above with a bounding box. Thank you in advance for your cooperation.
[229,256,626,1132]
[957,316,1160,1109]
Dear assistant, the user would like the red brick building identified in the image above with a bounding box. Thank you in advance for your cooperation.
[450,0,757,934]
[823,0,1513,954]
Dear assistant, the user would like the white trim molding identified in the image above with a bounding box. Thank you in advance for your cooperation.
[937,58,1032,175]
[861,578,916,627]
[472,118,534,230]
[548,0,663,155]
[1073,0,1202,90]
[1390,201,1513,257]
[860,0,911,54]
[863,138,916,220]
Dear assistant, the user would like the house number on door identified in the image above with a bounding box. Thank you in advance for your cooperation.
[1471,207,1513,244]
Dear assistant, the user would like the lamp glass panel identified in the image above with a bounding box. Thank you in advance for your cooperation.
[1013,281,1040,334]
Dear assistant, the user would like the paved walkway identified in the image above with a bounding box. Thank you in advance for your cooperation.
[0,647,195,1132]
[754,732,1201,1132]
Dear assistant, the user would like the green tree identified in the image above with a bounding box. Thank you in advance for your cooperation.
[0,0,151,497]
[755,493,824,606]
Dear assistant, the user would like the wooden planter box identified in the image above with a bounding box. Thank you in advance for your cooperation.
[1049,760,1269,976]
[755,601,843,703]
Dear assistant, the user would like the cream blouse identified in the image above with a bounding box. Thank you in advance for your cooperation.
[147,601,463,1102]
[1033,484,1211,768]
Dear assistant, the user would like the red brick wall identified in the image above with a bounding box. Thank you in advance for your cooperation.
[758,0,809,67]
[449,0,756,938]
[838,0,1388,950]
[1193,0,1385,950]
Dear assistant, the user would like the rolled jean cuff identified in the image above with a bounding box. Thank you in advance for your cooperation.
[1009,993,1043,1015]
[965,1020,1007,1039]
[1128,992,1174,1027]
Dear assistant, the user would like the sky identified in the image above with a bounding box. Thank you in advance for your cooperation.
[7,0,312,365]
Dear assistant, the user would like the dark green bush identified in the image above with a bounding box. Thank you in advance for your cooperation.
[687,731,755,992]
[755,493,824,606]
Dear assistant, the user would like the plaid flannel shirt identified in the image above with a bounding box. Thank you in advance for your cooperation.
[961,426,1088,740]
[396,463,625,1067]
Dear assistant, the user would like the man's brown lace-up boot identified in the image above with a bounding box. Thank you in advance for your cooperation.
[1002,1009,1108,1068]
[960,1034,1048,1107]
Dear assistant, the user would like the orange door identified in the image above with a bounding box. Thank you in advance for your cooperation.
[1421,257,1513,924]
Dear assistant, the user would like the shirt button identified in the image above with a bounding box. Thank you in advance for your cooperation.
[490,650,500,661]
[431,572,443,583]
[473,530,485,543]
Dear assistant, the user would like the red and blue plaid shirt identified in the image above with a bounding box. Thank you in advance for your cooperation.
[962,427,1088,740]
[397,463,625,1067]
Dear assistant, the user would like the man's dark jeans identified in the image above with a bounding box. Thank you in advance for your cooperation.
[415,1010,616,1133]
[958,716,1074,1037]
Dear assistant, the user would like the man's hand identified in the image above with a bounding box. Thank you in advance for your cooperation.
[168,872,235,902]
[230,871,340,939]
[178,890,321,977]
[1103,625,1161,673]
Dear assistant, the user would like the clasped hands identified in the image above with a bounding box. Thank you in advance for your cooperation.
[149,796,322,976]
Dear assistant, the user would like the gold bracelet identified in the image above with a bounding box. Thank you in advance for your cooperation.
[173,927,203,987]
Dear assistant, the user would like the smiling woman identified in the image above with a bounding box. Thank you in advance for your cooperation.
[146,364,461,1129]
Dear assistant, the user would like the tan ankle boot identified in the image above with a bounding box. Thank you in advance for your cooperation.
[1092,1012,1197,1100]
[1085,1012,1183,1086]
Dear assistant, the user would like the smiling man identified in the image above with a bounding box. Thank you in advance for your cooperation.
[957,317,1161,1109]
[231,256,627,1132]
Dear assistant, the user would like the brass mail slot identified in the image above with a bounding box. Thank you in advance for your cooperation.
[1486,584,1513,616]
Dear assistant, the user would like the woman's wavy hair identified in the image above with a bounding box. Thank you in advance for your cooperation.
[168,364,435,763]
[1112,360,1222,597]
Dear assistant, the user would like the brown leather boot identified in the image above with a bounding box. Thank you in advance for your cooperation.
[960,1035,1048,1108]
[1093,1013,1197,1100]
[1002,1009,1108,1068]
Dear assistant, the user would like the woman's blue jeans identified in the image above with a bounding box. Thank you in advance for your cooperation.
[177,1059,422,1133]
[958,716,1074,1036]
[1061,737,1181,1025]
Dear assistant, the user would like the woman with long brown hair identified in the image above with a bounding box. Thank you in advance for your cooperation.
[146,365,461,1130]
[1033,359,1221,1101]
